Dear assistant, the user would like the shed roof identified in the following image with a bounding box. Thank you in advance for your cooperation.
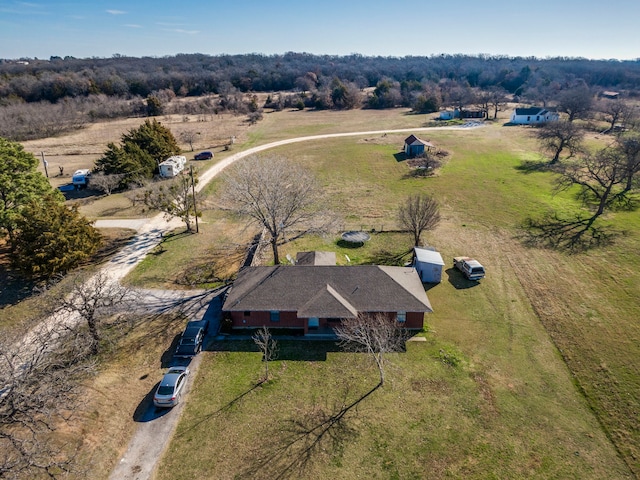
[404,134,434,148]
[414,247,445,266]
[223,265,432,317]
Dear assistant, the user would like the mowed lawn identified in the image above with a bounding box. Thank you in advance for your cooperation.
[147,119,639,479]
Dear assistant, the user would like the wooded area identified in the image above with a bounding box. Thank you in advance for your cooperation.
[1,53,640,140]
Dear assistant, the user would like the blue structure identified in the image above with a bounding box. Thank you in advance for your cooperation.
[404,134,434,158]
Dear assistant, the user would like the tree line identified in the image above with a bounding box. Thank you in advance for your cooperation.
[2,53,640,104]
[3,53,640,142]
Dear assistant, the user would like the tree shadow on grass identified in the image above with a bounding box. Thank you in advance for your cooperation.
[173,380,266,435]
[514,159,553,174]
[365,248,412,266]
[240,383,380,480]
[0,262,35,307]
[208,339,342,361]
[520,212,623,253]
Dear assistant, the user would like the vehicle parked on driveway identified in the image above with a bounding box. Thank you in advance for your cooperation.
[174,324,205,357]
[186,318,210,336]
[194,151,213,160]
[153,366,190,408]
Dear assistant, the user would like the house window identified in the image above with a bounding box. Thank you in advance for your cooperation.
[536,116,540,121]
[397,311,406,323]
[527,116,531,121]
[308,317,319,330]
[270,310,280,322]
[244,311,251,317]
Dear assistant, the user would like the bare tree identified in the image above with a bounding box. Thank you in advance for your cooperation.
[334,313,409,386]
[90,172,124,195]
[556,141,640,221]
[397,193,441,247]
[56,270,137,355]
[0,321,94,478]
[598,99,636,134]
[556,86,593,122]
[220,156,327,265]
[142,174,199,232]
[535,120,584,164]
[252,326,278,382]
[179,130,200,151]
[488,86,509,119]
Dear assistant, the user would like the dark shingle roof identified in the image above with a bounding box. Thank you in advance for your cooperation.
[296,251,336,266]
[514,107,546,116]
[223,265,432,317]
[404,134,434,147]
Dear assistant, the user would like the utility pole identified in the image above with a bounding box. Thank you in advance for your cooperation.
[41,152,49,178]
[190,165,199,233]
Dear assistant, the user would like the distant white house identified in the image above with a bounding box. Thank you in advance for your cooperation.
[158,155,187,178]
[412,247,445,283]
[510,107,559,125]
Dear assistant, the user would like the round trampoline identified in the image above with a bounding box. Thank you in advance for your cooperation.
[341,231,371,244]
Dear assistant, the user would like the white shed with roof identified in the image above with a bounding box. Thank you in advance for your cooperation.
[413,247,445,283]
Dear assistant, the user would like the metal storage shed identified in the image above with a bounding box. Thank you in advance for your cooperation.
[413,247,445,283]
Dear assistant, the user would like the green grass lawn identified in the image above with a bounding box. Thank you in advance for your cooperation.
[129,113,639,478]
[159,337,625,480]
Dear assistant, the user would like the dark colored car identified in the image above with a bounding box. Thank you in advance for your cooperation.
[194,151,213,160]
[186,318,210,336]
[174,325,204,358]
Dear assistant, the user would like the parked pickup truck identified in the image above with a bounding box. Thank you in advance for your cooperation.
[453,256,486,281]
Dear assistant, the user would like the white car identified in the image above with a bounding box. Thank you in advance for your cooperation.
[153,366,190,408]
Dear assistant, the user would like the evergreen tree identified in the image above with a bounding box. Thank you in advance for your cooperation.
[121,119,180,165]
[94,119,180,187]
[0,137,60,249]
[12,195,102,279]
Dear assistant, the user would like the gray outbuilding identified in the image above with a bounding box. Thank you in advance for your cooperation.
[413,247,445,283]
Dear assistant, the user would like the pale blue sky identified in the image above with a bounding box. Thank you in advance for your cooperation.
[1,0,638,60]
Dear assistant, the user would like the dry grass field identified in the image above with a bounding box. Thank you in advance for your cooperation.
[6,105,640,479]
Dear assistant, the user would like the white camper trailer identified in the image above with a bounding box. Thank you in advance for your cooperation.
[158,156,187,178]
[72,169,91,188]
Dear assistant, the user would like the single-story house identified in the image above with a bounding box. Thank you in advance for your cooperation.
[413,247,445,283]
[404,134,434,158]
[222,263,433,334]
[510,107,559,125]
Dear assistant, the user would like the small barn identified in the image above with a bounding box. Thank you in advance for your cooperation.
[413,247,445,283]
[404,135,434,158]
